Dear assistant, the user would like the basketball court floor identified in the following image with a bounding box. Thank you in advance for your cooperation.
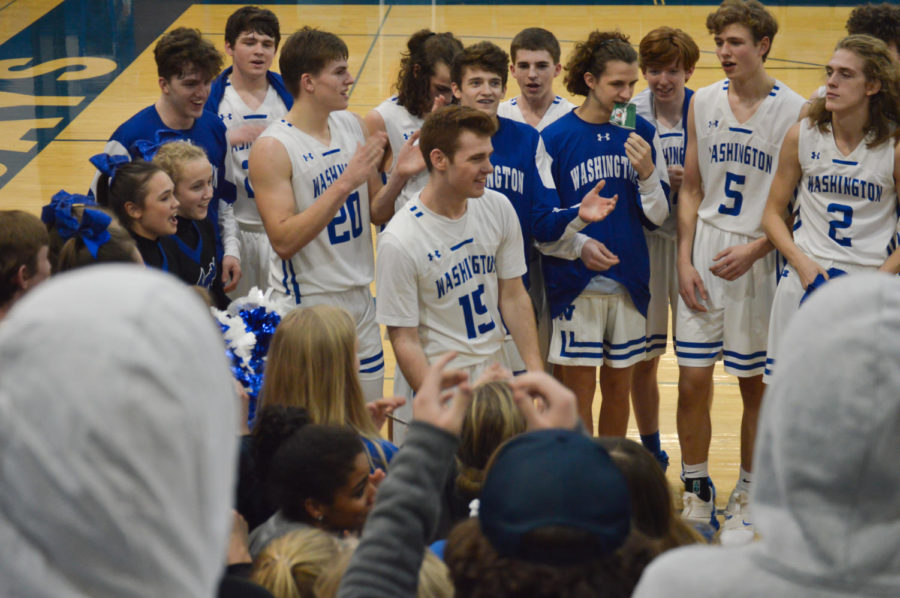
[0,0,854,505]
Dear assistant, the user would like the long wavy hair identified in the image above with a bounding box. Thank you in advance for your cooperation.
[808,34,900,148]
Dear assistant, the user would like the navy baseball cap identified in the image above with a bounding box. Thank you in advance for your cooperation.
[478,429,631,564]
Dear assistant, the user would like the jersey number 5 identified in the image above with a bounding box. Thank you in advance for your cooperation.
[718,172,745,216]
[458,284,496,339]
[328,192,364,245]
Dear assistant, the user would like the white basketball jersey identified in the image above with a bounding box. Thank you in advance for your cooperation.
[794,121,897,266]
[374,97,428,211]
[498,95,575,131]
[259,113,374,300]
[376,189,526,369]
[218,83,289,227]
[694,79,805,237]
[633,88,683,240]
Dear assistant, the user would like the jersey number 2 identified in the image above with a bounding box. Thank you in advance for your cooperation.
[328,192,364,245]
[458,284,496,339]
[827,203,853,247]
[718,172,745,216]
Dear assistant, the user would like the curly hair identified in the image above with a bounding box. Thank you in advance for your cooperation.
[706,0,778,61]
[451,41,509,89]
[154,27,223,81]
[846,3,900,52]
[395,30,463,118]
[445,519,658,598]
[564,31,636,97]
[808,34,900,148]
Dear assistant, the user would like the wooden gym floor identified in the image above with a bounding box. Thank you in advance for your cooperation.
[0,1,852,504]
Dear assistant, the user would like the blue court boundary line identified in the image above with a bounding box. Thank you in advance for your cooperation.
[0,0,19,13]
[349,4,392,99]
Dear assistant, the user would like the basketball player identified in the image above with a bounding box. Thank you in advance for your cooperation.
[541,31,670,437]
[763,35,900,382]
[450,40,621,372]
[248,28,392,401]
[630,27,700,472]
[207,6,293,297]
[375,106,545,396]
[365,30,463,213]
[91,28,240,291]
[675,0,805,537]
[498,28,575,131]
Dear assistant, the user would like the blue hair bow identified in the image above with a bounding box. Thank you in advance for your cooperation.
[76,209,113,259]
[89,153,131,180]
[41,190,94,227]
[132,129,183,161]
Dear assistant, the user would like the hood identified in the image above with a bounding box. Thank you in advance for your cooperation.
[0,265,237,598]
[753,273,900,593]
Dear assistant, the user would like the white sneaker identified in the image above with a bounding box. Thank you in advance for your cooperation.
[720,489,755,546]
[682,491,718,532]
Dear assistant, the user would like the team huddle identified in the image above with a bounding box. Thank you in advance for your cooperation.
[5,0,900,549]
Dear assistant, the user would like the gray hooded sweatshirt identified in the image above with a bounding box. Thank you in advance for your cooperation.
[0,266,237,598]
[634,273,900,598]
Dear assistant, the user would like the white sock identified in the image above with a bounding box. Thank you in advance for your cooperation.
[736,467,753,493]
[682,461,709,480]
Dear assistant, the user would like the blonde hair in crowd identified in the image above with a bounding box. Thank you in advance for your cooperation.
[456,381,526,499]
[152,140,209,184]
[314,544,453,598]
[251,528,342,598]
[260,305,387,465]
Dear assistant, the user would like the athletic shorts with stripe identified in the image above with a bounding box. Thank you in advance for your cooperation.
[644,231,678,359]
[764,260,872,383]
[271,285,385,400]
[675,219,774,377]
[228,225,276,299]
[548,290,647,368]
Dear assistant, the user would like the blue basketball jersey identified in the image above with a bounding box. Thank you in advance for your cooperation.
[488,116,580,286]
[541,110,670,317]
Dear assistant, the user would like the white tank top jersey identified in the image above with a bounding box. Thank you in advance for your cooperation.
[794,120,897,266]
[258,112,374,299]
[633,88,684,240]
[498,95,576,131]
[374,97,429,211]
[694,79,805,237]
[376,188,526,369]
[218,83,289,227]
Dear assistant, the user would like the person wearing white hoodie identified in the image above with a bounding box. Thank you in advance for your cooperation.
[0,265,238,598]
[633,272,900,598]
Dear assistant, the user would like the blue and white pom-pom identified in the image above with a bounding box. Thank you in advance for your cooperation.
[212,287,286,426]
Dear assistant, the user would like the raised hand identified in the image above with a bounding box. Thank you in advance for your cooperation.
[624,132,654,180]
[411,352,472,436]
[578,179,618,223]
[509,371,579,430]
[343,131,388,189]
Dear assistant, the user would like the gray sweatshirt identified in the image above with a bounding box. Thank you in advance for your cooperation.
[634,273,900,598]
[338,421,459,597]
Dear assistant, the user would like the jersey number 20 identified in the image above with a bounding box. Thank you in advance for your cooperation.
[328,192,364,244]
